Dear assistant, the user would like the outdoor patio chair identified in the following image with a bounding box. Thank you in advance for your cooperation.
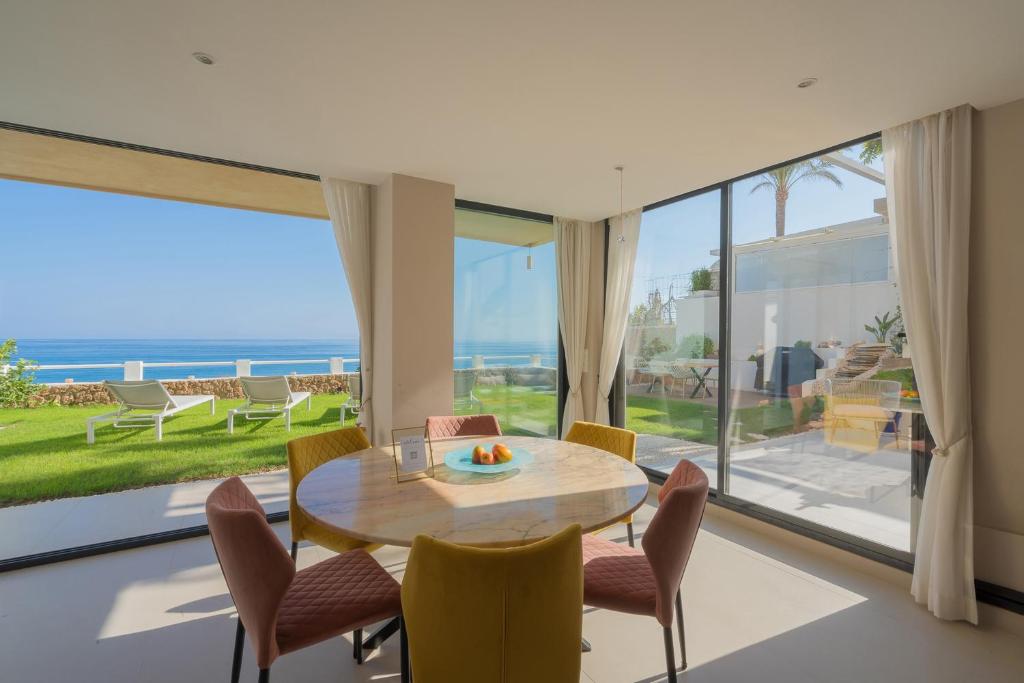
[454,371,483,413]
[340,373,360,425]
[581,459,708,683]
[207,477,406,683]
[668,361,695,395]
[825,378,902,451]
[86,380,215,444]
[227,376,311,434]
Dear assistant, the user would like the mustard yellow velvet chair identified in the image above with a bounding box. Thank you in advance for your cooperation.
[565,421,639,546]
[286,427,380,561]
[401,525,583,683]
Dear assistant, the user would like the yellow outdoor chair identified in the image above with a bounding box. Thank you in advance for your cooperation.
[401,525,583,683]
[286,426,380,560]
[565,421,639,546]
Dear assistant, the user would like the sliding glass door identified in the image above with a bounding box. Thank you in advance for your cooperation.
[623,136,918,558]
[625,190,721,482]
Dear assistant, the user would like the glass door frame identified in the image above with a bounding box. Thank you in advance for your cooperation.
[609,132,916,570]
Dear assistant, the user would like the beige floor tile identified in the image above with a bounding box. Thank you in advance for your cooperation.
[1,501,1022,682]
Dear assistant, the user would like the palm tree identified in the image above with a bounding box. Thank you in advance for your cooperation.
[750,159,843,237]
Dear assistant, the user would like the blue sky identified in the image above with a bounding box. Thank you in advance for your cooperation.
[1,141,880,342]
[631,142,886,309]
[0,180,358,339]
[454,235,557,345]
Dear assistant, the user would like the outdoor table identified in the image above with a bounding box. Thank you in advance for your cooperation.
[683,359,718,398]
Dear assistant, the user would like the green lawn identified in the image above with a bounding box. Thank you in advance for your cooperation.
[0,384,800,506]
[624,394,801,444]
[457,385,558,437]
[0,394,355,505]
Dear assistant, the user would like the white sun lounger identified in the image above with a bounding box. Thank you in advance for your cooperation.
[87,380,216,444]
[228,376,311,433]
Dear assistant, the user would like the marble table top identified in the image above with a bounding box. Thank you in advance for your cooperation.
[296,435,650,548]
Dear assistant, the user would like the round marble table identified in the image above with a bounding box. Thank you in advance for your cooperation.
[296,435,650,548]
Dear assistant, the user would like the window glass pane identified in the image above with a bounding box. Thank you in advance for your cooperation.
[453,209,557,437]
[625,190,721,483]
[725,140,917,553]
[0,177,358,559]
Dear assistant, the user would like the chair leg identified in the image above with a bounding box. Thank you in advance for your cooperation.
[353,627,363,664]
[231,619,245,683]
[155,416,163,441]
[663,625,678,683]
[257,670,269,683]
[675,591,687,671]
[399,617,410,683]
[290,542,298,562]
[626,522,635,548]
[285,409,291,431]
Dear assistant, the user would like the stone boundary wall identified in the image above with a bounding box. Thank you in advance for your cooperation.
[460,366,557,388]
[31,373,355,407]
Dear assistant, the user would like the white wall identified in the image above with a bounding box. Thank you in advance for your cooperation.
[675,282,898,362]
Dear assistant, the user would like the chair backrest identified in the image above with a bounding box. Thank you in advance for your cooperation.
[564,421,636,464]
[286,427,371,540]
[348,373,361,402]
[104,380,174,410]
[641,459,709,627]
[425,414,502,440]
[454,371,477,399]
[402,525,583,683]
[826,378,901,410]
[240,376,293,404]
[206,477,295,669]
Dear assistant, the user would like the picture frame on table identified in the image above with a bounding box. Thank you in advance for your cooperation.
[391,425,435,483]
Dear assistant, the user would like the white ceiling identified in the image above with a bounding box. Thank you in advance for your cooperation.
[2,1,1024,221]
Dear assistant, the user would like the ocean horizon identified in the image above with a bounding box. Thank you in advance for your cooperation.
[13,338,559,383]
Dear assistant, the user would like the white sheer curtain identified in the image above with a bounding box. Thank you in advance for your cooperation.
[555,216,591,437]
[322,178,374,439]
[596,209,641,425]
[883,104,977,623]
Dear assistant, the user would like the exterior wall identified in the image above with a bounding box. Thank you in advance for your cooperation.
[674,282,898,362]
[971,98,1024,592]
[32,374,353,406]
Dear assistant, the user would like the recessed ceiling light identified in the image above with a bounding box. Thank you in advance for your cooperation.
[797,77,818,89]
[192,52,215,66]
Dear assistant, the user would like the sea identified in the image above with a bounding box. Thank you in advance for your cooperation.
[13,339,559,384]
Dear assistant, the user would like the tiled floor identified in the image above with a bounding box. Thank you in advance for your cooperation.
[0,470,291,558]
[638,430,913,551]
[1,497,1021,682]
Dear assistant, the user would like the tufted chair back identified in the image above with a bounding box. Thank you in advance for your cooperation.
[641,460,709,626]
[286,427,371,543]
[402,525,583,682]
[207,477,295,669]
[425,414,502,440]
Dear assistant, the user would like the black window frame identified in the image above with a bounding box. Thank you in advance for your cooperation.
[611,131,920,569]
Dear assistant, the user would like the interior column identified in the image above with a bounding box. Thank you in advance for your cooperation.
[371,174,455,445]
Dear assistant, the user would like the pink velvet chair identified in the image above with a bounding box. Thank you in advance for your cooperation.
[425,414,502,440]
[206,477,407,683]
[580,460,708,682]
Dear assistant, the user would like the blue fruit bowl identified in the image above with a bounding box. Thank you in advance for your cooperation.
[443,444,534,473]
